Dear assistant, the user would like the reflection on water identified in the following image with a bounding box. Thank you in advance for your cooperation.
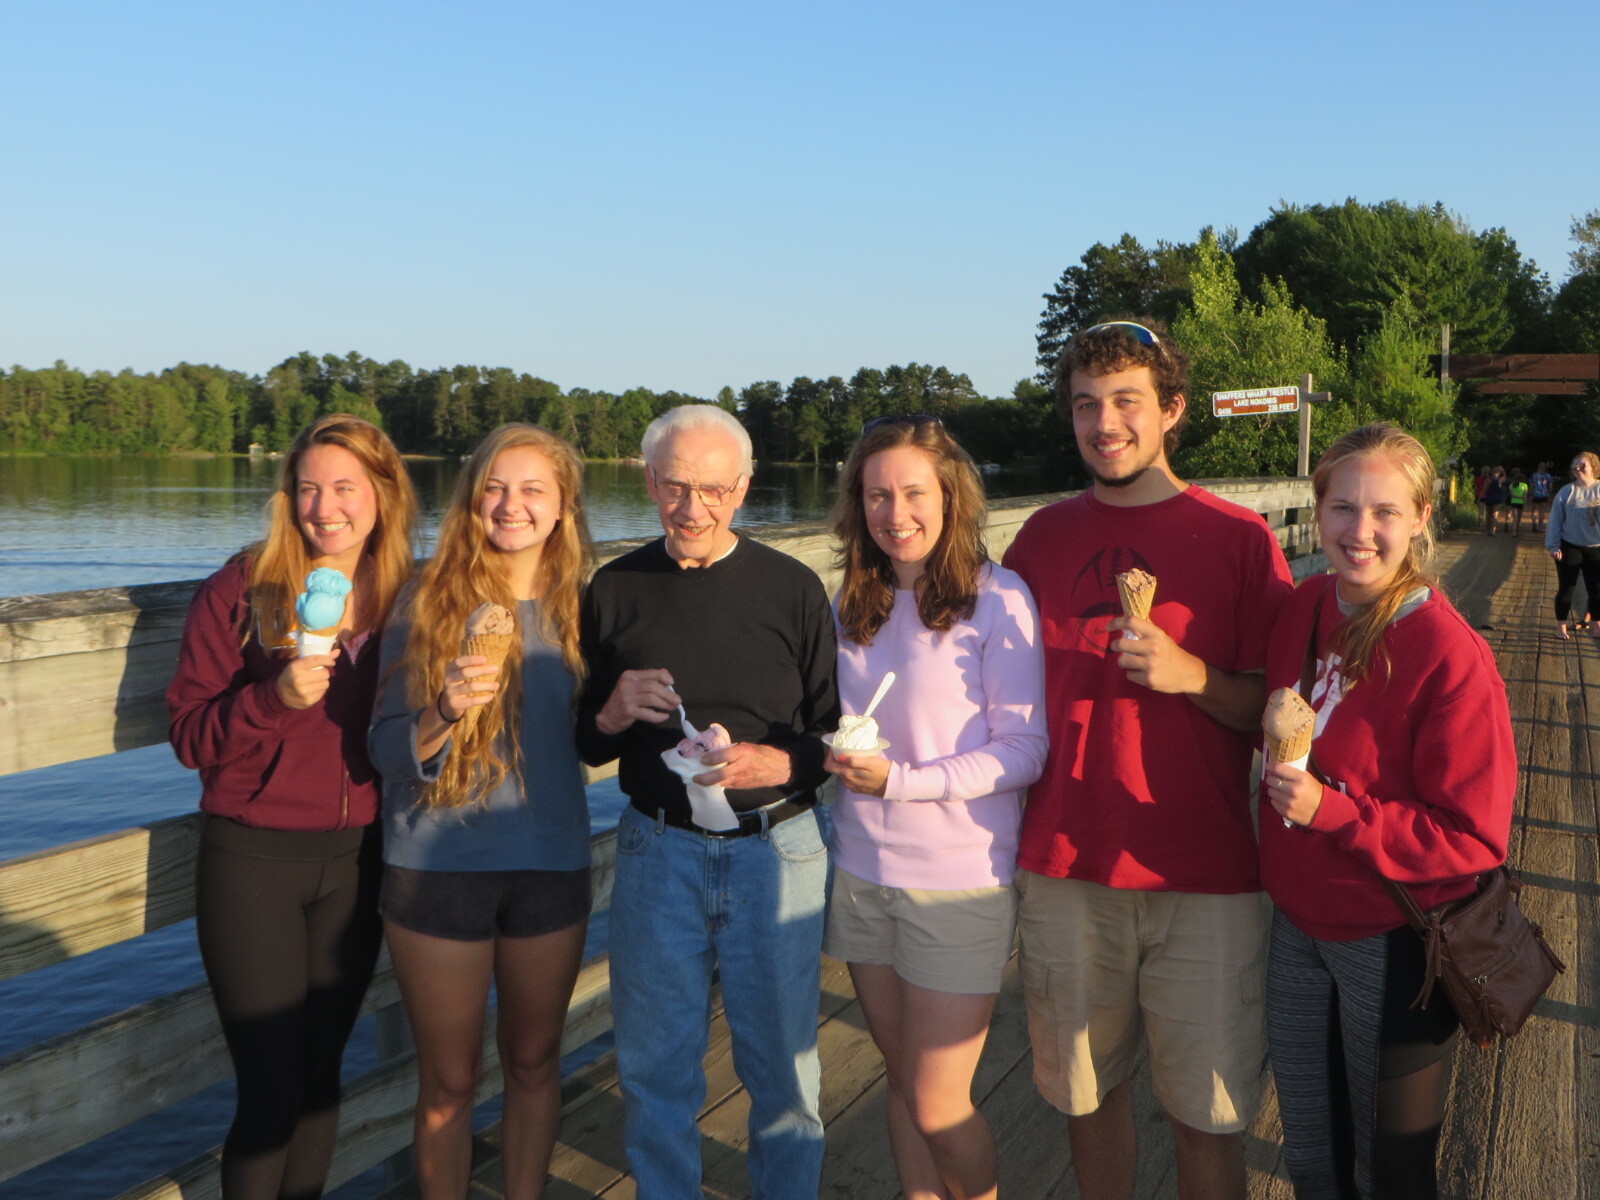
[0,456,1046,598]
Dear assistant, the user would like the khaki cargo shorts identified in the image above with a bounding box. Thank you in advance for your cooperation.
[1015,871,1269,1134]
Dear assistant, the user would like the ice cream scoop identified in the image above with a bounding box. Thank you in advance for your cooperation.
[294,568,352,656]
[297,568,351,631]
[676,722,732,759]
[830,714,881,751]
[466,601,515,639]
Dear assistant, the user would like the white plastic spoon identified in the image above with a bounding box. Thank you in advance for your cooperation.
[678,704,696,738]
[861,671,897,720]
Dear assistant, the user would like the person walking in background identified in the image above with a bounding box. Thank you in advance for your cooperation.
[1508,469,1529,537]
[1529,462,1554,532]
[824,416,1048,1200]
[167,414,417,1200]
[1260,424,1514,1199]
[369,425,595,1200]
[577,404,839,1200]
[1003,321,1294,1200]
[1472,466,1491,532]
[1483,467,1508,535]
[1546,452,1600,639]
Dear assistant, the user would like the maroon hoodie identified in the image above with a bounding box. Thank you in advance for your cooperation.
[167,559,381,830]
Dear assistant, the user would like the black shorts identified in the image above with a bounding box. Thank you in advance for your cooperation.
[380,864,592,941]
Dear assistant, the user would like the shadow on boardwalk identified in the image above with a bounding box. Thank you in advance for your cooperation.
[388,532,1597,1200]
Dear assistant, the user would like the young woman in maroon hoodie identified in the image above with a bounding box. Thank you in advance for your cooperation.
[168,413,417,1200]
[1260,424,1515,1200]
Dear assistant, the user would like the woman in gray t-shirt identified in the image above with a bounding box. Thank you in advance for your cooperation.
[369,424,595,1198]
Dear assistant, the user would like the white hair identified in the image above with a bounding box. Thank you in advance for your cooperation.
[641,405,753,476]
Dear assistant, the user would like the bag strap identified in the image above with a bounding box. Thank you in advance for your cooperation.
[1294,585,1431,937]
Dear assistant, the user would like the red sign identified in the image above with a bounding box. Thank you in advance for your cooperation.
[1211,385,1299,417]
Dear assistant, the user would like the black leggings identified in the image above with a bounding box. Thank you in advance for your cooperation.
[195,816,383,1200]
[1553,540,1600,621]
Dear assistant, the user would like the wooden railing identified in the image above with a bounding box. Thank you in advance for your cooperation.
[0,481,1320,1197]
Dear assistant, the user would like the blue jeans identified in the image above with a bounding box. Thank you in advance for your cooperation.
[609,802,829,1200]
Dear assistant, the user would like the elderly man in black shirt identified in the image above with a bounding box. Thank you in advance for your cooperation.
[577,404,839,1200]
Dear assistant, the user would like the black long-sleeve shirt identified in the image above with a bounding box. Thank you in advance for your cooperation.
[576,536,839,822]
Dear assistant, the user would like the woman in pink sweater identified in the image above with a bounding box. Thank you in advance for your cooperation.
[824,416,1047,1200]
[1261,425,1515,1199]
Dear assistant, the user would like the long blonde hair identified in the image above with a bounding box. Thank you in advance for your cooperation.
[245,414,417,647]
[403,424,594,807]
[831,418,989,645]
[1312,423,1439,683]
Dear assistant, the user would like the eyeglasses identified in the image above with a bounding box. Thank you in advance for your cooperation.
[1076,321,1162,348]
[653,476,743,507]
[861,413,944,436]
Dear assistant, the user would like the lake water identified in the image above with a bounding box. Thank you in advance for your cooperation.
[0,454,1049,1197]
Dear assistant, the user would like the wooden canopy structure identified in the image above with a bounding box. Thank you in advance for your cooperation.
[1431,353,1600,394]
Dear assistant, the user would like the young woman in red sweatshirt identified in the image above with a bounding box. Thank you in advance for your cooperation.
[167,413,417,1200]
[1259,424,1515,1200]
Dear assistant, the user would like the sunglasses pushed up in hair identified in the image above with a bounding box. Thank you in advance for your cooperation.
[1075,321,1163,349]
[861,413,944,437]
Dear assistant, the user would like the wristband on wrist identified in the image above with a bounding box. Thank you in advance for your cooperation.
[437,694,463,725]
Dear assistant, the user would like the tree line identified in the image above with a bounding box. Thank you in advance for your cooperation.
[5,200,1598,477]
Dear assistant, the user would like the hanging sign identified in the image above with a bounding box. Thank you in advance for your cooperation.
[1211,385,1300,417]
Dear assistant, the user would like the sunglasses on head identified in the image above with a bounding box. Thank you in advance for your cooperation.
[861,413,944,436]
[1076,321,1162,349]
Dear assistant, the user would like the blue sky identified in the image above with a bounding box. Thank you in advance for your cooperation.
[3,0,1596,399]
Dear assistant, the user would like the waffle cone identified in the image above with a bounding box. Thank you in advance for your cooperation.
[462,632,516,669]
[1115,569,1156,620]
[1267,725,1314,766]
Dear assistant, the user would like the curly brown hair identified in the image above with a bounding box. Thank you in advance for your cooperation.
[1053,319,1191,458]
[831,418,988,645]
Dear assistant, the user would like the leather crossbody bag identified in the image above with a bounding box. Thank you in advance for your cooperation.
[1294,589,1564,1046]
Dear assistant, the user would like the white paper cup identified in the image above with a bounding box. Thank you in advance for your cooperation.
[822,733,891,754]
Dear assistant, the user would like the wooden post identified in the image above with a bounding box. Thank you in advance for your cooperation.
[1297,373,1314,477]
[1295,374,1333,477]
[1441,323,1451,395]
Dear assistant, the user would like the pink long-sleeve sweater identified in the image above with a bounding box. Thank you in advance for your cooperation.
[830,563,1048,889]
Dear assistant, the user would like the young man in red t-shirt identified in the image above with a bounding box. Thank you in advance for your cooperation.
[1003,321,1293,1200]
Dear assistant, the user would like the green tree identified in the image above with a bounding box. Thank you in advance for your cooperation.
[1037,233,1208,381]
[1172,236,1348,477]
[1231,199,1538,353]
[196,375,236,452]
[325,383,383,429]
[1347,303,1459,465]
[1569,210,1600,275]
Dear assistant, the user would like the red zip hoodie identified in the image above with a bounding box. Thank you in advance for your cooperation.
[167,559,381,831]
